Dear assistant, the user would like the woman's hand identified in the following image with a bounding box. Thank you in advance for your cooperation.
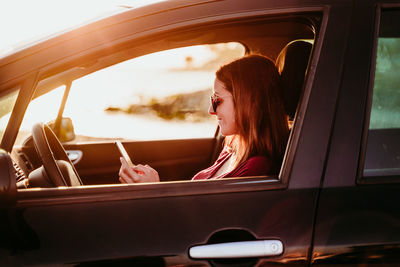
[119,157,160,184]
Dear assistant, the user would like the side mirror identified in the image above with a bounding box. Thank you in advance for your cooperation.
[47,117,76,143]
[0,150,16,206]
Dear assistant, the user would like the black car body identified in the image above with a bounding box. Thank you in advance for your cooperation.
[0,0,399,266]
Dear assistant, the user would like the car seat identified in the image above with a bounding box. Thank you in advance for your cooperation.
[275,40,313,120]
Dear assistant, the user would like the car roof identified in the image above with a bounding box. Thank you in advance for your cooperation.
[0,0,214,63]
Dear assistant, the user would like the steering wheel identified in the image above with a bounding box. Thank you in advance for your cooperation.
[31,122,82,187]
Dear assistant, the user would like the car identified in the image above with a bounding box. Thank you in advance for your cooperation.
[0,0,399,266]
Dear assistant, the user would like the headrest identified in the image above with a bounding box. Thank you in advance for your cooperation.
[276,40,312,119]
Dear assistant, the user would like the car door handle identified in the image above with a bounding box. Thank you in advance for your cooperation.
[189,240,283,259]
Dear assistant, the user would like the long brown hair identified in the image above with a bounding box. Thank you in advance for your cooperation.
[216,54,289,169]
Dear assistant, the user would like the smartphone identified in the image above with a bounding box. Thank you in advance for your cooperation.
[115,141,135,168]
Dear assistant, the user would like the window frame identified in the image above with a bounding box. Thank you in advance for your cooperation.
[0,87,20,143]
[1,74,39,152]
[14,7,326,204]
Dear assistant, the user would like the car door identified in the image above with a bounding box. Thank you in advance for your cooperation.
[311,1,400,265]
[0,0,353,266]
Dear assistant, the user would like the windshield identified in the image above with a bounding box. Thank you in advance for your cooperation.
[0,89,19,142]
[0,0,165,57]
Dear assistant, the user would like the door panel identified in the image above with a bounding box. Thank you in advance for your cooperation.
[311,185,400,266]
[11,186,318,266]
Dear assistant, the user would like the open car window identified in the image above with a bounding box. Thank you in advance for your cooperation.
[16,43,245,144]
[63,43,244,142]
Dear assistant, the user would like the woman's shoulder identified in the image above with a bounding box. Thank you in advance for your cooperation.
[228,155,276,177]
[244,155,275,171]
[246,155,271,164]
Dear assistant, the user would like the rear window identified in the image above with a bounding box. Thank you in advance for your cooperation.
[363,8,400,179]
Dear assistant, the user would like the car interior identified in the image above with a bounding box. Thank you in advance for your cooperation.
[4,14,318,190]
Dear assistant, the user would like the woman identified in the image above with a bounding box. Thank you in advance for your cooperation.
[119,54,289,183]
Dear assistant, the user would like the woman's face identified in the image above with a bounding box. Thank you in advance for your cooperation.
[209,78,237,136]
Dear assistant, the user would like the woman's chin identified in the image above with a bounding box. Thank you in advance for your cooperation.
[219,127,227,136]
[220,129,235,136]
[218,122,237,136]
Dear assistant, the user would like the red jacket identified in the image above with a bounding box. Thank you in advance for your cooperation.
[192,150,275,180]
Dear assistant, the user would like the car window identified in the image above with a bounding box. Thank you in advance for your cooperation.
[363,8,400,179]
[62,43,245,142]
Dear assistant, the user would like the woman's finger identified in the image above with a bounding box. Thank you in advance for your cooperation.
[120,157,140,182]
[132,165,159,182]
[119,167,136,183]
[119,175,131,184]
[119,173,132,183]
[133,164,149,175]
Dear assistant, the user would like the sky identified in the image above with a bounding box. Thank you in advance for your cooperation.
[0,0,164,57]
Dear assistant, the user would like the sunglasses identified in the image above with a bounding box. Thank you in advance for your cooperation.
[210,94,222,113]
